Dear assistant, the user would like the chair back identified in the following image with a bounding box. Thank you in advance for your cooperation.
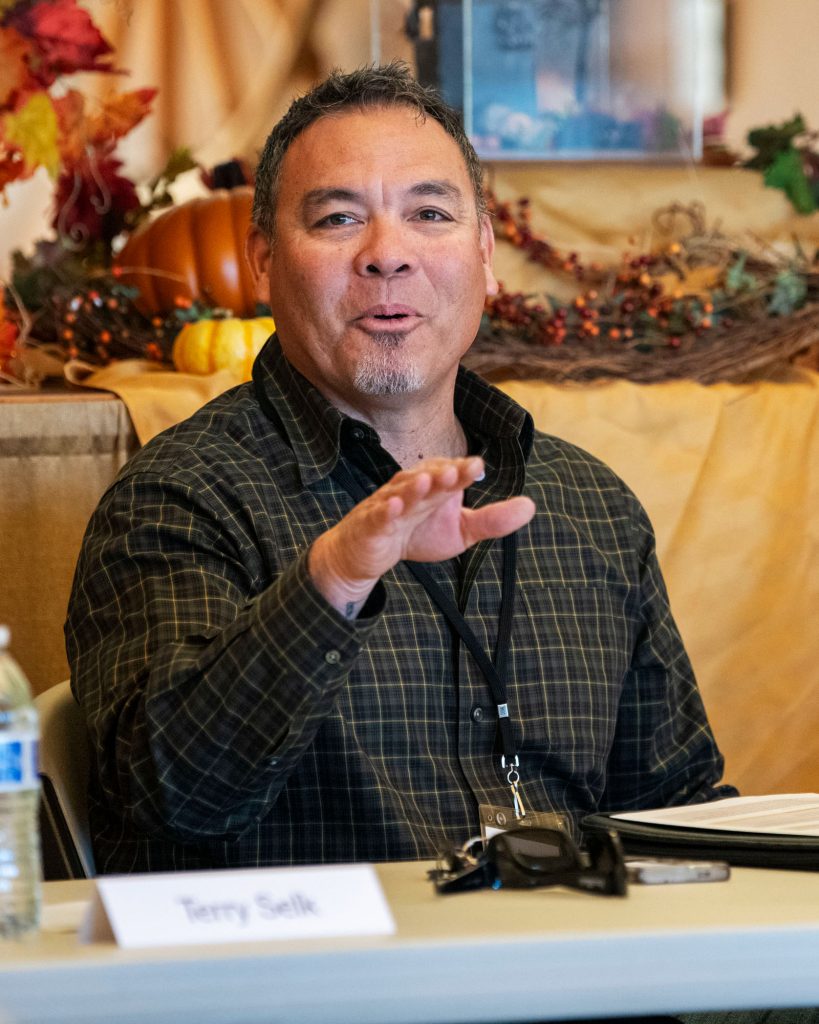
[34,680,95,878]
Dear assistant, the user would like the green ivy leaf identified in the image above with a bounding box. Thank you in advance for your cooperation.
[768,269,807,316]
[725,252,757,293]
[745,114,806,169]
[764,147,816,214]
[151,146,198,189]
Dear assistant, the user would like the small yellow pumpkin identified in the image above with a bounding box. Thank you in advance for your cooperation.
[172,317,275,379]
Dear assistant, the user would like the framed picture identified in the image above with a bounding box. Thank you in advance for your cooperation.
[373,0,726,161]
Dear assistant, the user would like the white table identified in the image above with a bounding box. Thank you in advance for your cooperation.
[1,862,818,1024]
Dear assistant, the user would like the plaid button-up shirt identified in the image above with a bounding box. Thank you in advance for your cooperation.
[66,336,733,874]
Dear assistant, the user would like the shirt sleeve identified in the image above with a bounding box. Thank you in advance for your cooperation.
[65,469,384,844]
[600,497,738,812]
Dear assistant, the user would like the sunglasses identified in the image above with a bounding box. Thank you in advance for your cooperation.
[429,826,628,896]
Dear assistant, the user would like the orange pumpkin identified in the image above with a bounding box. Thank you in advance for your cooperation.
[116,187,256,315]
[172,316,275,380]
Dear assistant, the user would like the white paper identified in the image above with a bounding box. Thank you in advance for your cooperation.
[81,863,396,949]
[612,793,819,836]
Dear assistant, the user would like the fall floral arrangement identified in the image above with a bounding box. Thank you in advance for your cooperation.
[1,0,819,386]
[0,0,198,378]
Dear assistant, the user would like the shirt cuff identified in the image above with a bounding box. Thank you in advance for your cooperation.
[253,547,385,691]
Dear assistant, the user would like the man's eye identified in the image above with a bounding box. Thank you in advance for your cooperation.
[316,212,358,227]
[415,208,451,222]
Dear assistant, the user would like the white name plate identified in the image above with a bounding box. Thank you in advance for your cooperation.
[81,863,396,949]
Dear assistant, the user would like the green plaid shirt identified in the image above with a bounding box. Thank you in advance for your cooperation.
[66,336,733,874]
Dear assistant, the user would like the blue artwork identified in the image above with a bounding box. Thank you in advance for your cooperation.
[399,0,718,160]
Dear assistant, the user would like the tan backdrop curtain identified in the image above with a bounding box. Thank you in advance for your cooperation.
[84,0,373,179]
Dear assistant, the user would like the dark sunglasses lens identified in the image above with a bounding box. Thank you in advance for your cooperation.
[495,828,578,876]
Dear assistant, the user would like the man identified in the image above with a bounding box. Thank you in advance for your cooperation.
[66,63,733,876]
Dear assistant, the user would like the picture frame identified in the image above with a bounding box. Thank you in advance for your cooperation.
[373,0,726,161]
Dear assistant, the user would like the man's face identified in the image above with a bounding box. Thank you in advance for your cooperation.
[247,105,497,414]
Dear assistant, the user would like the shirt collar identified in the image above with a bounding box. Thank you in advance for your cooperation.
[252,334,533,487]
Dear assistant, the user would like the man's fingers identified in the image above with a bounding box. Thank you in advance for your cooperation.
[381,457,484,510]
[462,495,536,544]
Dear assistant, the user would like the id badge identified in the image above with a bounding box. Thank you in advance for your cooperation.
[478,802,568,841]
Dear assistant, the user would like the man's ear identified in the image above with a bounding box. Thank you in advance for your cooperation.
[479,213,499,298]
[245,226,273,306]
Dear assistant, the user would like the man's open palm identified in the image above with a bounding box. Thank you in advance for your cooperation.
[309,457,535,616]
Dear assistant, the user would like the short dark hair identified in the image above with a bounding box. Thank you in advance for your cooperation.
[252,61,486,239]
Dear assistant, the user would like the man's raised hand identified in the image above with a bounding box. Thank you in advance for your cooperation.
[309,456,535,617]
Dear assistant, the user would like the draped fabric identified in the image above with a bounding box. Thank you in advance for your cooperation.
[82,0,372,180]
[499,370,819,797]
[0,390,138,694]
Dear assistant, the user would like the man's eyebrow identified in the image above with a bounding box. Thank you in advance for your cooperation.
[301,180,465,213]
[409,180,464,202]
[301,187,362,214]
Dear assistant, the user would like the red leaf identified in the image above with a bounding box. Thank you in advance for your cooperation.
[0,149,29,194]
[52,153,140,245]
[0,27,34,108]
[0,291,19,370]
[7,0,115,86]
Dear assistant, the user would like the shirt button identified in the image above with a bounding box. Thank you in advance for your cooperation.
[470,705,485,723]
[268,757,279,768]
[324,649,342,665]
[351,428,366,442]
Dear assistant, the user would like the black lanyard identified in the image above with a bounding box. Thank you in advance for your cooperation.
[329,459,521,774]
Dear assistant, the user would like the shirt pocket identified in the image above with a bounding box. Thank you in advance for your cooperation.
[511,581,635,774]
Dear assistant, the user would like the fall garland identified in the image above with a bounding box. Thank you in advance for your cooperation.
[463,192,819,383]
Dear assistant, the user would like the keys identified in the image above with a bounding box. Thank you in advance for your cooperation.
[502,756,526,820]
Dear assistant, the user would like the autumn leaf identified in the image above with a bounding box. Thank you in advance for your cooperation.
[656,264,724,298]
[0,150,28,196]
[3,92,60,177]
[52,88,86,165]
[0,27,33,108]
[6,0,115,86]
[87,88,158,147]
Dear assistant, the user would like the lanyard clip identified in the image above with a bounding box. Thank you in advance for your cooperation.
[501,755,526,819]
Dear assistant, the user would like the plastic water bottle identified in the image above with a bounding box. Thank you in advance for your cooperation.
[0,625,40,938]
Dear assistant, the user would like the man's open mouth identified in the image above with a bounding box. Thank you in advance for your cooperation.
[355,305,420,332]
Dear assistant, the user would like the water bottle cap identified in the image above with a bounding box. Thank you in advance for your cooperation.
[0,624,9,649]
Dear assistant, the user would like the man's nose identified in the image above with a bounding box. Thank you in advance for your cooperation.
[354,219,413,277]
